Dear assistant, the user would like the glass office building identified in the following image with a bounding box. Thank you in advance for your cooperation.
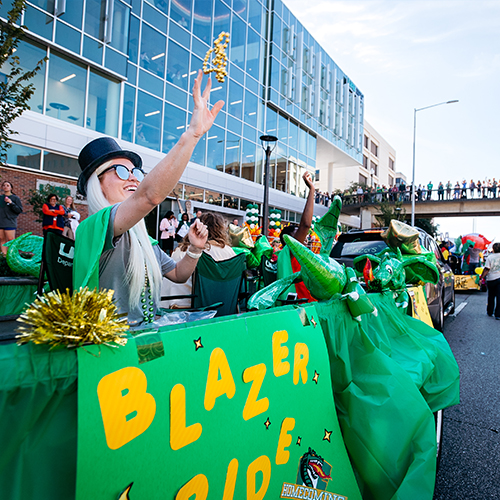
[0,0,363,225]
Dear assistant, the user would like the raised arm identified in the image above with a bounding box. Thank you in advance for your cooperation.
[294,172,316,244]
[113,71,224,236]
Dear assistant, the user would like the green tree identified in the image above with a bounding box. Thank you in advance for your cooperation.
[374,201,406,228]
[0,0,47,164]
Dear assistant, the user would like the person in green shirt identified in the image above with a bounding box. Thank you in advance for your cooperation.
[426,181,433,200]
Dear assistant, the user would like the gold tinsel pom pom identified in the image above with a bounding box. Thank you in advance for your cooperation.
[16,287,129,348]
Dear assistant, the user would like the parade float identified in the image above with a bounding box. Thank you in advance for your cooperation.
[0,196,459,500]
[0,33,459,500]
[451,233,491,291]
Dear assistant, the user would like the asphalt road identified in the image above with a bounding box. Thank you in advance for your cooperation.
[434,290,500,499]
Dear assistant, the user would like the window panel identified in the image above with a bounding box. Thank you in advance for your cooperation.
[288,120,298,149]
[299,127,307,156]
[121,84,136,142]
[127,62,137,85]
[140,23,166,78]
[271,14,281,46]
[228,80,243,120]
[206,125,224,171]
[169,21,190,49]
[46,51,86,127]
[87,70,120,136]
[185,185,204,202]
[139,69,163,97]
[105,47,127,76]
[43,150,80,177]
[241,139,255,181]
[143,1,167,32]
[225,132,240,176]
[246,28,260,79]
[276,153,287,192]
[308,133,316,160]
[136,91,162,150]
[55,21,81,54]
[276,117,288,154]
[266,106,277,135]
[205,189,222,206]
[128,15,140,64]
[170,0,192,29]
[57,0,84,29]
[189,53,203,90]
[83,35,104,64]
[213,0,230,38]
[233,0,247,22]
[6,143,41,170]
[0,39,46,113]
[223,195,239,210]
[166,41,189,91]
[84,0,105,39]
[230,14,245,70]
[150,0,168,15]
[248,0,262,33]
[227,115,242,136]
[191,133,206,166]
[30,0,55,12]
[163,103,187,153]
[110,0,131,54]
[193,0,212,44]
[165,81,187,108]
[24,5,53,40]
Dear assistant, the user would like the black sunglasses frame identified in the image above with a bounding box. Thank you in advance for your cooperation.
[98,164,145,182]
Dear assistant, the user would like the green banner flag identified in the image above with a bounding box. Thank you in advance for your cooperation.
[76,305,362,500]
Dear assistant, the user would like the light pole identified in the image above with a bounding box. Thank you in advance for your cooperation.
[260,134,278,238]
[411,99,458,226]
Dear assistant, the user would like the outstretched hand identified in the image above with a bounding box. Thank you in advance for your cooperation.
[188,219,208,249]
[188,70,225,139]
[303,171,314,191]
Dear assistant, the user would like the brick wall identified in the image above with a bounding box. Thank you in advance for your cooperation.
[0,166,88,237]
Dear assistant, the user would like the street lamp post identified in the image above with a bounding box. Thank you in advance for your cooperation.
[260,134,278,238]
[411,99,459,226]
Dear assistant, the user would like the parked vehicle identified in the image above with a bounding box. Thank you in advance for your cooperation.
[330,228,455,331]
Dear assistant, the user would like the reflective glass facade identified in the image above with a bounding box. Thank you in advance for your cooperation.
[0,0,363,212]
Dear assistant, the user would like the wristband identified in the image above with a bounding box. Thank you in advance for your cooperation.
[186,248,203,259]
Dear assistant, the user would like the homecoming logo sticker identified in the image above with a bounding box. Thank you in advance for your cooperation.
[280,448,348,500]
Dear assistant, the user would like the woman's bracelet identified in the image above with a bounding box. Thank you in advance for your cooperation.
[186,246,203,259]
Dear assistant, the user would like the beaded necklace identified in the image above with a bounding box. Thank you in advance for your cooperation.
[141,264,155,323]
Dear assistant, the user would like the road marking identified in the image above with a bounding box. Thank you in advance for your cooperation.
[452,302,468,317]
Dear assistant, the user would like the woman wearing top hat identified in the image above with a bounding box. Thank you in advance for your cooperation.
[73,71,224,326]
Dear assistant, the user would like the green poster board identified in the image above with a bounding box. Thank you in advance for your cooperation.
[77,305,362,500]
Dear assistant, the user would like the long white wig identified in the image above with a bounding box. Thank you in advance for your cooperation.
[86,161,162,310]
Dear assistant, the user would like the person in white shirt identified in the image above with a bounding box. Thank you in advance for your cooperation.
[480,243,500,319]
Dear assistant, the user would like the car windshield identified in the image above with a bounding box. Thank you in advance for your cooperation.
[331,239,388,258]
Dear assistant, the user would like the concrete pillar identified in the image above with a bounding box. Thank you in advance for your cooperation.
[360,208,373,229]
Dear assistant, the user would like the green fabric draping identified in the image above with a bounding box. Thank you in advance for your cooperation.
[0,343,77,500]
[0,283,37,316]
[0,292,459,500]
[315,293,459,500]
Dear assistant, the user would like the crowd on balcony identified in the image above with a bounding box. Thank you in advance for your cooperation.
[314,178,499,206]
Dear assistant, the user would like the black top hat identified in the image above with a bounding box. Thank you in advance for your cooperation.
[77,137,142,196]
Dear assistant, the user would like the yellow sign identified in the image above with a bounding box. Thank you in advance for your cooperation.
[77,305,362,499]
[408,286,433,328]
[203,32,229,83]
[454,275,481,291]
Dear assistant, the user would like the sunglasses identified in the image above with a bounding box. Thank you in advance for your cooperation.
[99,164,145,182]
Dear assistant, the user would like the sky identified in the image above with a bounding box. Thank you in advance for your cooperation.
[284,0,500,242]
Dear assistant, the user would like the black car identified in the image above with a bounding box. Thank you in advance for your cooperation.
[330,228,455,331]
